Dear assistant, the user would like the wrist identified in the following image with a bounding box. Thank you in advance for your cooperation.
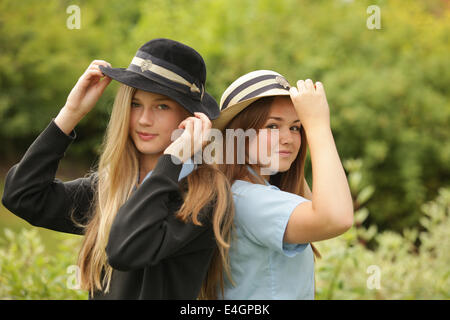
[163,144,191,164]
[54,106,84,136]
[303,123,332,136]
[62,103,87,119]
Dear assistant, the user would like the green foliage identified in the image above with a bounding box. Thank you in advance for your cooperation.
[0,0,145,161]
[315,161,450,299]
[0,228,88,299]
[0,1,449,234]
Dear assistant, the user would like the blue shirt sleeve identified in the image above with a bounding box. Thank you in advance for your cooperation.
[231,181,310,256]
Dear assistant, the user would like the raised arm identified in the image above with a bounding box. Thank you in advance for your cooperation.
[284,79,353,244]
[1,119,97,234]
[2,60,112,234]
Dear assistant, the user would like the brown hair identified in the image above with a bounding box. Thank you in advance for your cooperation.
[217,96,322,285]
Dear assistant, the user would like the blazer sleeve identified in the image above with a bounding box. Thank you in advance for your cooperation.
[105,154,215,272]
[1,119,96,235]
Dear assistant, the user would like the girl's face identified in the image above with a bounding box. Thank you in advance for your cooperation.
[129,90,191,156]
[249,96,302,174]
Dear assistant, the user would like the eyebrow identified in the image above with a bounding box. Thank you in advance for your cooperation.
[267,116,300,124]
[132,97,172,102]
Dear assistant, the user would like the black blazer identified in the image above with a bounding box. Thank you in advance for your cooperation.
[1,120,216,299]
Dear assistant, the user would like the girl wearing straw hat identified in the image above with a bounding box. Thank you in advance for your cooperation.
[212,70,354,299]
[2,39,234,299]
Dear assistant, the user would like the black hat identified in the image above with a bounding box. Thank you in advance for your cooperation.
[99,38,220,119]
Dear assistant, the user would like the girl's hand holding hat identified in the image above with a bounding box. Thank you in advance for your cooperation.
[64,60,112,117]
[289,79,331,132]
[55,60,112,135]
[164,112,212,163]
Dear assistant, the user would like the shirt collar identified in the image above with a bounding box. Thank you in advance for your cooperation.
[135,158,196,190]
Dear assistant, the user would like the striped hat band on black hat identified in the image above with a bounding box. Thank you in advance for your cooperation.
[127,50,204,100]
[220,70,291,111]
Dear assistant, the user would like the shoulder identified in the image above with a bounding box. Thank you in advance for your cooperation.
[232,180,307,203]
[231,179,277,196]
[231,180,309,222]
[229,180,310,251]
[67,171,99,195]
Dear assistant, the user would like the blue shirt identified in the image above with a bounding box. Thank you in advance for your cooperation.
[222,167,315,300]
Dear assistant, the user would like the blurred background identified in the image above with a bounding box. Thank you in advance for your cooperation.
[0,0,449,299]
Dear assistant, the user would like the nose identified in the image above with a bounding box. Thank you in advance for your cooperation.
[279,127,294,145]
[138,106,154,126]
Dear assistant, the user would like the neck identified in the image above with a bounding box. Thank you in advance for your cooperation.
[248,164,271,183]
[259,169,270,182]
[138,152,162,184]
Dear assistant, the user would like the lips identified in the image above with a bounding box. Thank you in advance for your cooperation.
[278,150,292,157]
[137,131,158,141]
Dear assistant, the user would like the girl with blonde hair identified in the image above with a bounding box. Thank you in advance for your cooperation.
[2,39,234,299]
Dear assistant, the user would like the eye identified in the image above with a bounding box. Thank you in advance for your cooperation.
[266,124,278,129]
[156,104,170,110]
[131,102,141,108]
[290,126,301,132]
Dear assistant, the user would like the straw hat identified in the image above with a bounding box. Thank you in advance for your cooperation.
[212,70,291,130]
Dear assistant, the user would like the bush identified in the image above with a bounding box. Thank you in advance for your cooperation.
[0,229,88,300]
[315,161,450,299]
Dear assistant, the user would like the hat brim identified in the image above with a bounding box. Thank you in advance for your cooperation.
[212,88,291,131]
[99,66,220,120]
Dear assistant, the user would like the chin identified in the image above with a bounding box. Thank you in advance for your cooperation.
[271,157,294,173]
[259,161,290,176]
[276,164,292,173]
[135,143,164,155]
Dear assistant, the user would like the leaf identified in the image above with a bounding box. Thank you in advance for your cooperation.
[349,172,362,193]
[354,208,369,225]
[357,185,375,206]
[4,229,15,242]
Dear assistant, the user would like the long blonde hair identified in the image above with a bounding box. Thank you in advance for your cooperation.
[76,84,234,298]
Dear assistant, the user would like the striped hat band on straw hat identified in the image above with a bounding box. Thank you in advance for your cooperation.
[212,70,292,130]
